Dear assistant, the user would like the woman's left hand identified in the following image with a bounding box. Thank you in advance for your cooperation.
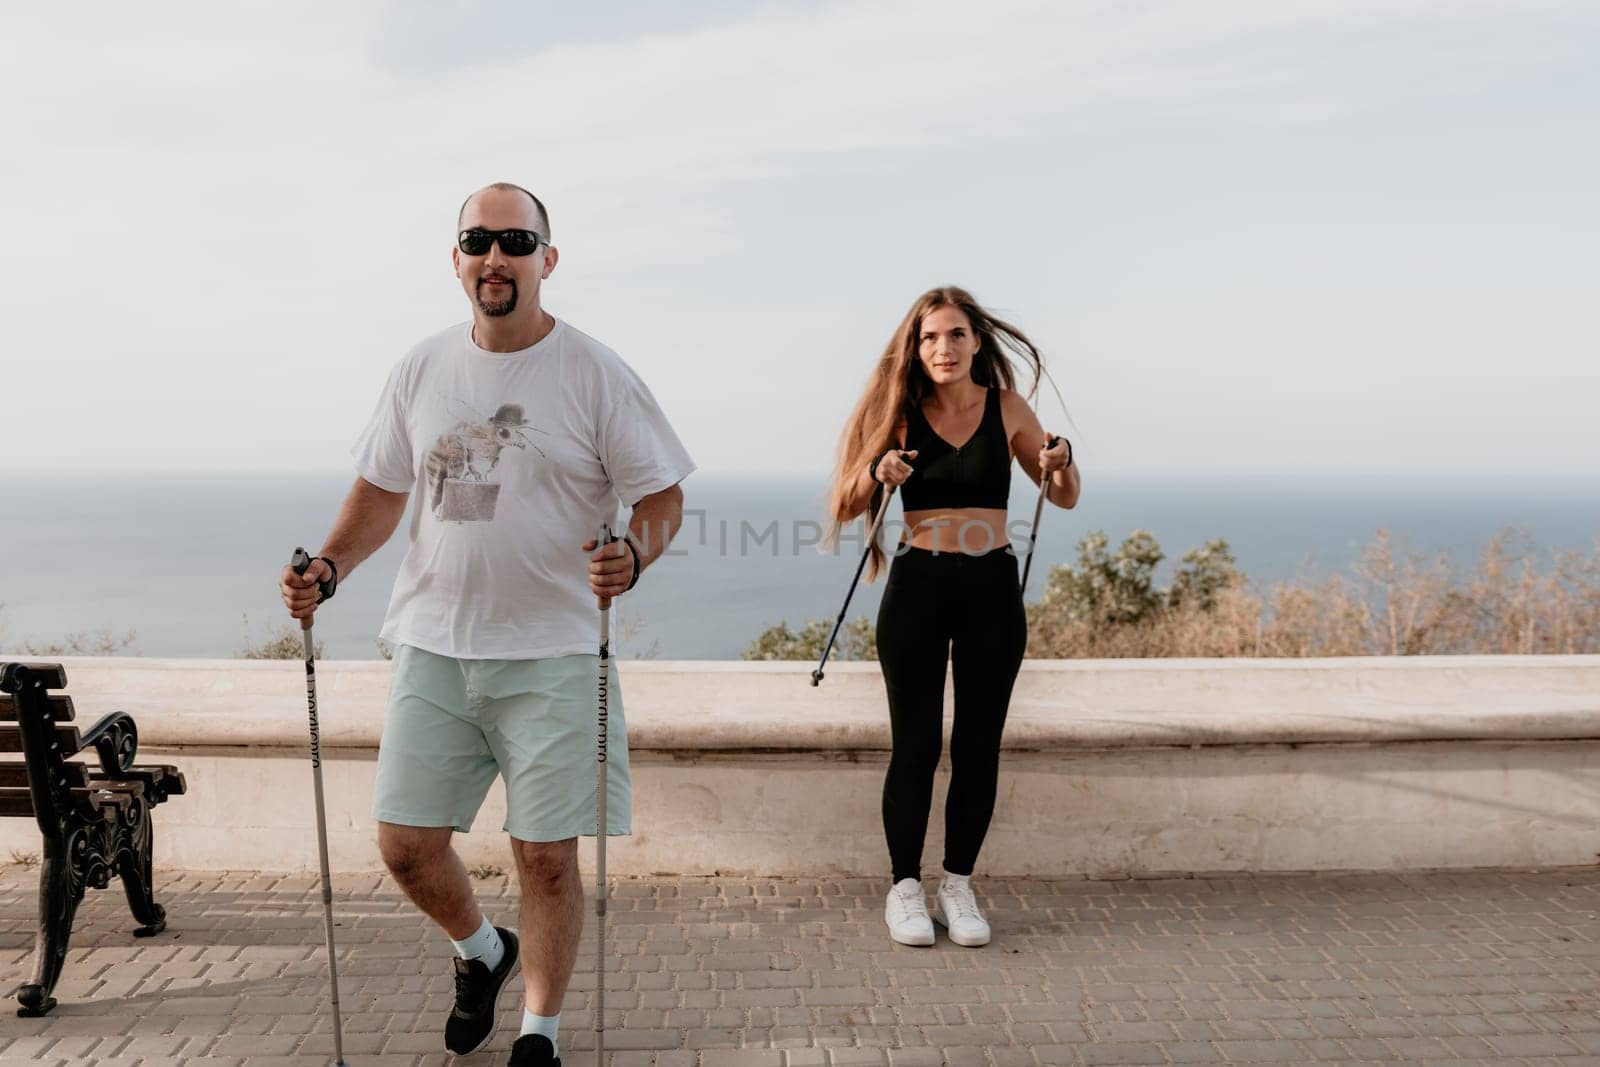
[1038,435,1072,474]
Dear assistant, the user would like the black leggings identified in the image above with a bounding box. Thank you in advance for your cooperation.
[875,545,1028,883]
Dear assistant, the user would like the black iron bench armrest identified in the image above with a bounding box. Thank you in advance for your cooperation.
[77,712,138,776]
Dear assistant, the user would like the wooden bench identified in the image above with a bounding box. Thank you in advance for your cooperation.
[0,661,186,1017]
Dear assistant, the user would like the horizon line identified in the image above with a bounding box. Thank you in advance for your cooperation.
[3,465,1599,489]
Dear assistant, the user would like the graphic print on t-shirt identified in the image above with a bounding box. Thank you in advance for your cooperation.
[426,398,549,522]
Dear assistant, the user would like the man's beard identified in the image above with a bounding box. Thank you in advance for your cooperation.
[475,277,519,317]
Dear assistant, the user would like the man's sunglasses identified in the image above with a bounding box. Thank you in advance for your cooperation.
[457,228,549,257]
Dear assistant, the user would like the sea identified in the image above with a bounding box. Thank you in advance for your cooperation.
[1,471,1595,660]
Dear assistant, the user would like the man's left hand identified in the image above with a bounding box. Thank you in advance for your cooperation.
[582,536,634,607]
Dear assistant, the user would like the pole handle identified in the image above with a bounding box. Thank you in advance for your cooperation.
[292,548,314,632]
[595,525,623,610]
[291,546,336,626]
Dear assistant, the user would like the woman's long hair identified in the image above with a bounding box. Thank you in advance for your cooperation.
[827,285,1049,581]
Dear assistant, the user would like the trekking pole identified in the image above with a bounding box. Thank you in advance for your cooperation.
[594,526,619,1067]
[290,548,347,1067]
[1019,436,1060,595]
[811,480,897,686]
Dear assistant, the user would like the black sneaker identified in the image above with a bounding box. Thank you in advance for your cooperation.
[443,926,520,1055]
[509,1033,561,1065]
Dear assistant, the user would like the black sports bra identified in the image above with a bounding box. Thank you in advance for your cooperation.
[899,388,1011,511]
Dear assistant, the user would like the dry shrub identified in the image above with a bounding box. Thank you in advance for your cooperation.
[745,616,876,661]
[1028,528,1600,658]
[235,613,324,659]
[1258,577,1370,657]
[0,603,140,657]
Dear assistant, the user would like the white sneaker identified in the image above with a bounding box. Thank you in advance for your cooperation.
[933,871,991,947]
[885,878,935,946]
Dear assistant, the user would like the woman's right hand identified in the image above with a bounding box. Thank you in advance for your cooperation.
[874,449,918,488]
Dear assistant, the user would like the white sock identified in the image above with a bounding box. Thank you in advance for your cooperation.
[521,1009,560,1046]
[942,869,971,888]
[450,917,505,972]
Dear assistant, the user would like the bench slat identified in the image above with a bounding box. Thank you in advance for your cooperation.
[0,785,132,819]
[0,694,76,722]
[0,724,81,755]
[0,764,89,789]
[89,765,186,797]
[91,782,143,802]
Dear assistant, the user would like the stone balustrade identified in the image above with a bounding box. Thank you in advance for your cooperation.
[2,656,1595,876]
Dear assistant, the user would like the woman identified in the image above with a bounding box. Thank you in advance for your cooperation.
[829,286,1079,947]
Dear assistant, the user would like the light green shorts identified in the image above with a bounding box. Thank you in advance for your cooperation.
[372,644,631,840]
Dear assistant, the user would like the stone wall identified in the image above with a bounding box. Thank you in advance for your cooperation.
[2,657,1596,875]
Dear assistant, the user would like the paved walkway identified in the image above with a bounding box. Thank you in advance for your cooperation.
[2,865,1598,1066]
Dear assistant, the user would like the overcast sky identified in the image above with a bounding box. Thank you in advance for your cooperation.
[2,0,1596,480]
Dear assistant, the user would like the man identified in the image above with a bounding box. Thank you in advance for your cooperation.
[280,182,693,1066]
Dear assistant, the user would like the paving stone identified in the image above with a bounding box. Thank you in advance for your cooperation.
[1078,1043,1168,1065]
[0,867,1595,1065]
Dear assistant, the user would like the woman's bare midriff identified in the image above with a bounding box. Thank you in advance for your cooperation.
[899,507,1011,554]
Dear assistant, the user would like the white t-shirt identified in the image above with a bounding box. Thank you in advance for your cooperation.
[351,319,696,659]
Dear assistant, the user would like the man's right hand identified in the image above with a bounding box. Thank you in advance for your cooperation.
[281,557,334,622]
